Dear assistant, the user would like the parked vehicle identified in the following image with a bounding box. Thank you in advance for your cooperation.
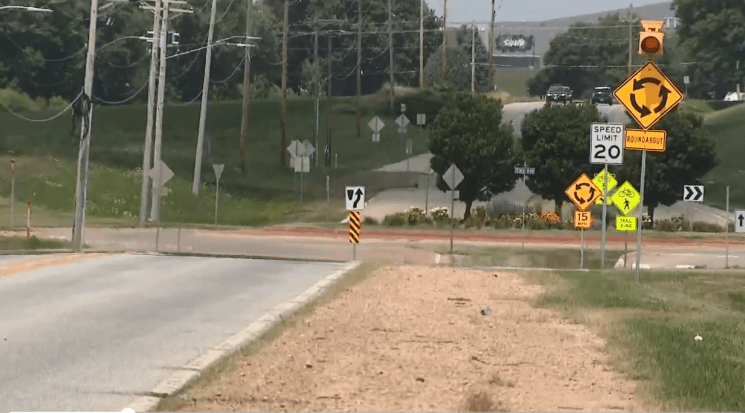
[546,85,572,104]
[591,86,614,105]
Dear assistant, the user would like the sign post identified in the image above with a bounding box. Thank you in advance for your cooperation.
[726,186,730,268]
[590,123,624,269]
[9,159,15,229]
[514,163,536,248]
[443,164,464,254]
[326,175,330,222]
[368,116,384,142]
[566,173,602,269]
[345,186,365,260]
[213,164,224,225]
[614,32,683,280]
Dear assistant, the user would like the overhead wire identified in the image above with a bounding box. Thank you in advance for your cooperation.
[0,90,83,122]
[210,55,246,84]
[93,78,149,104]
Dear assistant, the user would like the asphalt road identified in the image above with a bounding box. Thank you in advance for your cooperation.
[370,102,730,225]
[0,254,347,412]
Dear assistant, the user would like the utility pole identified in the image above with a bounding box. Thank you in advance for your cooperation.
[239,0,254,172]
[149,0,170,223]
[192,0,219,195]
[471,20,475,94]
[139,0,162,225]
[388,0,394,113]
[280,0,289,166]
[628,4,633,75]
[442,0,447,81]
[419,0,424,88]
[488,0,494,90]
[327,31,333,166]
[356,0,362,138]
[72,0,99,252]
[313,15,319,167]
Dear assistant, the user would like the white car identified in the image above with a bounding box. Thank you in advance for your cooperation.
[723,91,745,101]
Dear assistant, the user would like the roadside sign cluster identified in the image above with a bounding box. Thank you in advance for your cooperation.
[368,116,384,142]
[287,139,315,173]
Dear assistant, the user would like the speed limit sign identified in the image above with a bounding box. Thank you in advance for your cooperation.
[590,123,624,165]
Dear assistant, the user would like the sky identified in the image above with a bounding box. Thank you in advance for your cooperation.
[427,0,669,24]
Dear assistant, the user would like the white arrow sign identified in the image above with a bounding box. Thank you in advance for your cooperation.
[736,210,745,233]
[443,164,464,190]
[149,160,174,188]
[683,185,704,202]
[368,116,384,133]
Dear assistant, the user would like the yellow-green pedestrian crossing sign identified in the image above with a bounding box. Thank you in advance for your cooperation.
[610,181,641,216]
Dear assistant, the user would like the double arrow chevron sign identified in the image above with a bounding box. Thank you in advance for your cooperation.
[683,185,704,202]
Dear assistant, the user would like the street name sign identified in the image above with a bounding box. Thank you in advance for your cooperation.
[625,129,667,152]
[573,210,593,229]
[614,61,684,130]
[565,173,602,211]
[616,216,637,231]
[610,181,641,216]
[590,123,624,165]
[736,210,745,233]
[345,186,366,211]
[514,166,535,175]
[683,185,704,202]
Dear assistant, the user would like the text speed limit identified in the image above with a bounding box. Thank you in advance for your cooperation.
[590,123,624,165]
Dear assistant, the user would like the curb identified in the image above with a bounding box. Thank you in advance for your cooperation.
[125,260,361,412]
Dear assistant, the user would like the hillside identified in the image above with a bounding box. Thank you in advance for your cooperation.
[701,102,745,210]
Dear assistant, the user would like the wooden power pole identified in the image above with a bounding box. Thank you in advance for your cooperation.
[388,0,394,113]
[239,0,253,172]
[356,0,362,138]
[280,0,288,165]
[442,0,447,81]
[419,0,424,88]
[488,0,495,90]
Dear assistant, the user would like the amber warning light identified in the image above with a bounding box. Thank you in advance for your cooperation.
[638,20,665,56]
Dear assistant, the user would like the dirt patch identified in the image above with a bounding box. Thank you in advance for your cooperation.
[0,253,110,278]
[174,266,645,412]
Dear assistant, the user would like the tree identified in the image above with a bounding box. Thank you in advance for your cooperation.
[527,13,677,99]
[614,110,718,221]
[428,91,517,219]
[673,0,745,99]
[424,25,489,91]
[521,103,603,213]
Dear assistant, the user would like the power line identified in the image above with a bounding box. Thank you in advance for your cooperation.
[0,90,82,122]
[94,79,149,104]
[210,55,246,84]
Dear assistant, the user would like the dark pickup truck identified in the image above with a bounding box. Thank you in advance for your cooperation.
[546,85,573,104]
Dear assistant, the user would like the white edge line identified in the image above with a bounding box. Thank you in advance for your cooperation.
[125,261,361,412]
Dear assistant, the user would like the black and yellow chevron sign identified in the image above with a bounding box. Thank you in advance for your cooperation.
[349,211,361,244]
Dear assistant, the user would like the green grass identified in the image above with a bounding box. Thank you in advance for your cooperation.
[701,102,745,210]
[0,235,69,250]
[492,67,537,99]
[412,244,625,270]
[0,94,432,227]
[524,269,745,411]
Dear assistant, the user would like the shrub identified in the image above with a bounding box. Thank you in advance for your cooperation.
[420,215,434,225]
[487,200,522,219]
[430,207,450,225]
[527,216,548,230]
[48,96,69,110]
[692,221,725,233]
[383,212,406,226]
[654,215,690,232]
[0,88,37,112]
[406,207,425,225]
[363,216,379,226]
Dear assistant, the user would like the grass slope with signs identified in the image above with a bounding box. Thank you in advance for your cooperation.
[0,94,432,227]
[700,102,745,209]
[525,268,745,411]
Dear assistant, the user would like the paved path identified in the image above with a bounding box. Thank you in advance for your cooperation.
[0,254,347,412]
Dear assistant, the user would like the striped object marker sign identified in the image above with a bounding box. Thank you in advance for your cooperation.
[349,211,361,244]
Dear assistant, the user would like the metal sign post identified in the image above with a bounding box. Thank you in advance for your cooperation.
[580,228,584,269]
[9,159,15,229]
[450,177,455,254]
[635,149,647,281]
[213,164,224,225]
[726,185,730,268]
[602,164,608,268]
[326,175,330,222]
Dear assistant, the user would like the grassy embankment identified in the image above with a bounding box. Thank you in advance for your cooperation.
[526,267,745,411]
[0,92,434,229]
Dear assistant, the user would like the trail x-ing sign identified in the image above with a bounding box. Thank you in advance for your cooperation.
[590,123,624,165]
[345,186,366,211]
